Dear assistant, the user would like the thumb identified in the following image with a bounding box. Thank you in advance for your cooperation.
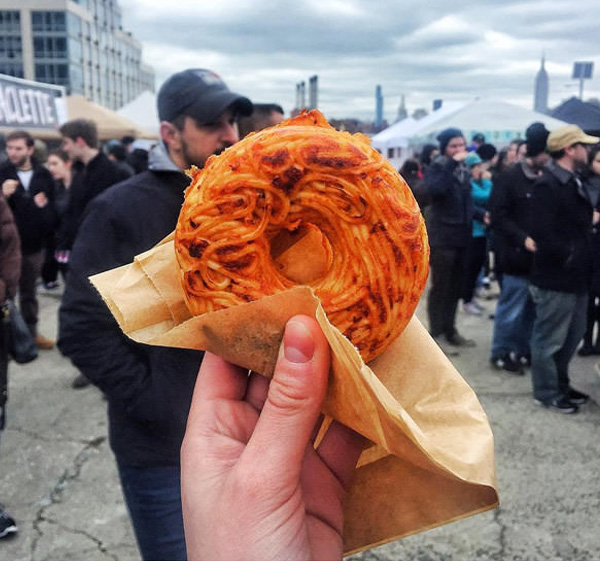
[244,315,329,479]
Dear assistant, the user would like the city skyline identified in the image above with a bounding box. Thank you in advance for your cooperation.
[119,0,600,121]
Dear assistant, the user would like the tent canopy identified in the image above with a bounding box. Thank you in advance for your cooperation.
[371,102,466,150]
[66,96,158,140]
[551,97,600,135]
[116,90,160,134]
[373,99,568,153]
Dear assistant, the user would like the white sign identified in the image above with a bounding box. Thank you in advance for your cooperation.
[0,73,65,130]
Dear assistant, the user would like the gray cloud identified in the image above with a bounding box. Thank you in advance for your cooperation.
[119,0,600,120]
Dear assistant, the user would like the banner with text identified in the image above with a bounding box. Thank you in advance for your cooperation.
[0,73,66,131]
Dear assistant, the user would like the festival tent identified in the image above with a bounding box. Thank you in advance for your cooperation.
[372,99,568,168]
[412,99,567,146]
[551,97,600,136]
[371,102,466,169]
[116,90,160,135]
[66,95,158,140]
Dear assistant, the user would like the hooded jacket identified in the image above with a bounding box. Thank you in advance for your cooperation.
[58,143,203,467]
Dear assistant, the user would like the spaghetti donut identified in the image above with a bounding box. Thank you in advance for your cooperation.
[175,110,429,362]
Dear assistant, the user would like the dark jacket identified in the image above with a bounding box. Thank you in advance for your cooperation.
[489,160,538,276]
[424,155,474,248]
[0,161,56,255]
[0,195,21,301]
[56,152,125,252]
[530,160,593,294]
[58,144,203,467]
[585,174,600,294]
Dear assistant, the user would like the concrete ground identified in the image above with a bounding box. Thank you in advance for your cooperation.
[1,284,600,561]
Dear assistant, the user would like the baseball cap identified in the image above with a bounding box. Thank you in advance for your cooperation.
[546,124,599,152]
[157,68,253,125]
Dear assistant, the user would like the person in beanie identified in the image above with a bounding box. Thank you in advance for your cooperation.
[488,122,549,373]
[425,127,476,353]
[58,69,252,560]
[528,124,599,413]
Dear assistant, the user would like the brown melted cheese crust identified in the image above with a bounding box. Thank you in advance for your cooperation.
[175,110,429,362]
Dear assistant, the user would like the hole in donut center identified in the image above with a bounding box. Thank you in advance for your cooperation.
[271,223,332,284]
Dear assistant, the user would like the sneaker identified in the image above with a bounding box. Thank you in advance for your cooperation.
[534,396,579,414]
[71,373,91,389]
[463,301,482,316]
[567,387,589,405]
[35,333,55,350]
[578,344,595,357]
[490,353,523,374]
[446,332,476,347]
[517,354,531,368]
[0,509,18,539]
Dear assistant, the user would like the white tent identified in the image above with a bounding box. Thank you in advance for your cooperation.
[371,102,466,169]
[372,99,568,169]
[117,90,160,134]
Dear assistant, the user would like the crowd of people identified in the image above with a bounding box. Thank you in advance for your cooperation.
[0,65,599,560]
[401,122,600,417]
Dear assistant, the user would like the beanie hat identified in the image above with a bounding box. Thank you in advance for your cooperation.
[464,152,483,167]
[476,143,497,162]
[436,127,464,155]
[525,122,550,157]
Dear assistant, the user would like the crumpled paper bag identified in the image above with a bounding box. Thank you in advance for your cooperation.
[91,233,498,556]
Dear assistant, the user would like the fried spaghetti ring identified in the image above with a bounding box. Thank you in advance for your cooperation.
[175,110,429,362]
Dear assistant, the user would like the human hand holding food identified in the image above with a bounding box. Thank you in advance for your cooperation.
[181,315,365,561]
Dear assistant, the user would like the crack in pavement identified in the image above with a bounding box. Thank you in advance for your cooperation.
[493,507,507,560]
[30,436,107,560]
[8,425,103,446]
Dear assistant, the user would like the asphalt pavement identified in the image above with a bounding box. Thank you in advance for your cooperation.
[1,283,600,561]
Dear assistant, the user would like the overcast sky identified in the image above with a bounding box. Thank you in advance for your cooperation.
[119,0,600,122]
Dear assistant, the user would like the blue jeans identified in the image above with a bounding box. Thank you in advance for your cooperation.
[491,274,535,358]
[117,464,186,561]
[529,286,588,403]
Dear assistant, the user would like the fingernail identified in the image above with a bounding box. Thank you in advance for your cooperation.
[284,319,315,363]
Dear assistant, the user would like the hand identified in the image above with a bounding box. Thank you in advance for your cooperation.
[181,315,365,561]
[34,192,48,208]
[593,210,600,225]
[2,179,18,198]
[524,236,537,252]
[452,150,468,162]
[483,211,491,226]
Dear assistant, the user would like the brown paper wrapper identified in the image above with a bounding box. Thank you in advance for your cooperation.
[91,233,498,556]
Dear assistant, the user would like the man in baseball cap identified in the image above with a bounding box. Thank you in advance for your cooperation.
[546,124,599,154]
[58,69,253,560]
[157,68,253,170]
[528,124,599,414]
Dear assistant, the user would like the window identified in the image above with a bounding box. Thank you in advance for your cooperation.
[33,36,68,59]
[31,11,67,32]
[387,147,395,159]
[0,61,24,78]
[35,63,69,86]
[0,36,22,59]
[0,11,20,33]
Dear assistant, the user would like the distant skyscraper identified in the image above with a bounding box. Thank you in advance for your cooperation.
[375,84,383,127]
[396,94,407,122]
[534,55,549,114]
[308,75,318,110]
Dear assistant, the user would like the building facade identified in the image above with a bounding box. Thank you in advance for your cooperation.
[0,0,154,110]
